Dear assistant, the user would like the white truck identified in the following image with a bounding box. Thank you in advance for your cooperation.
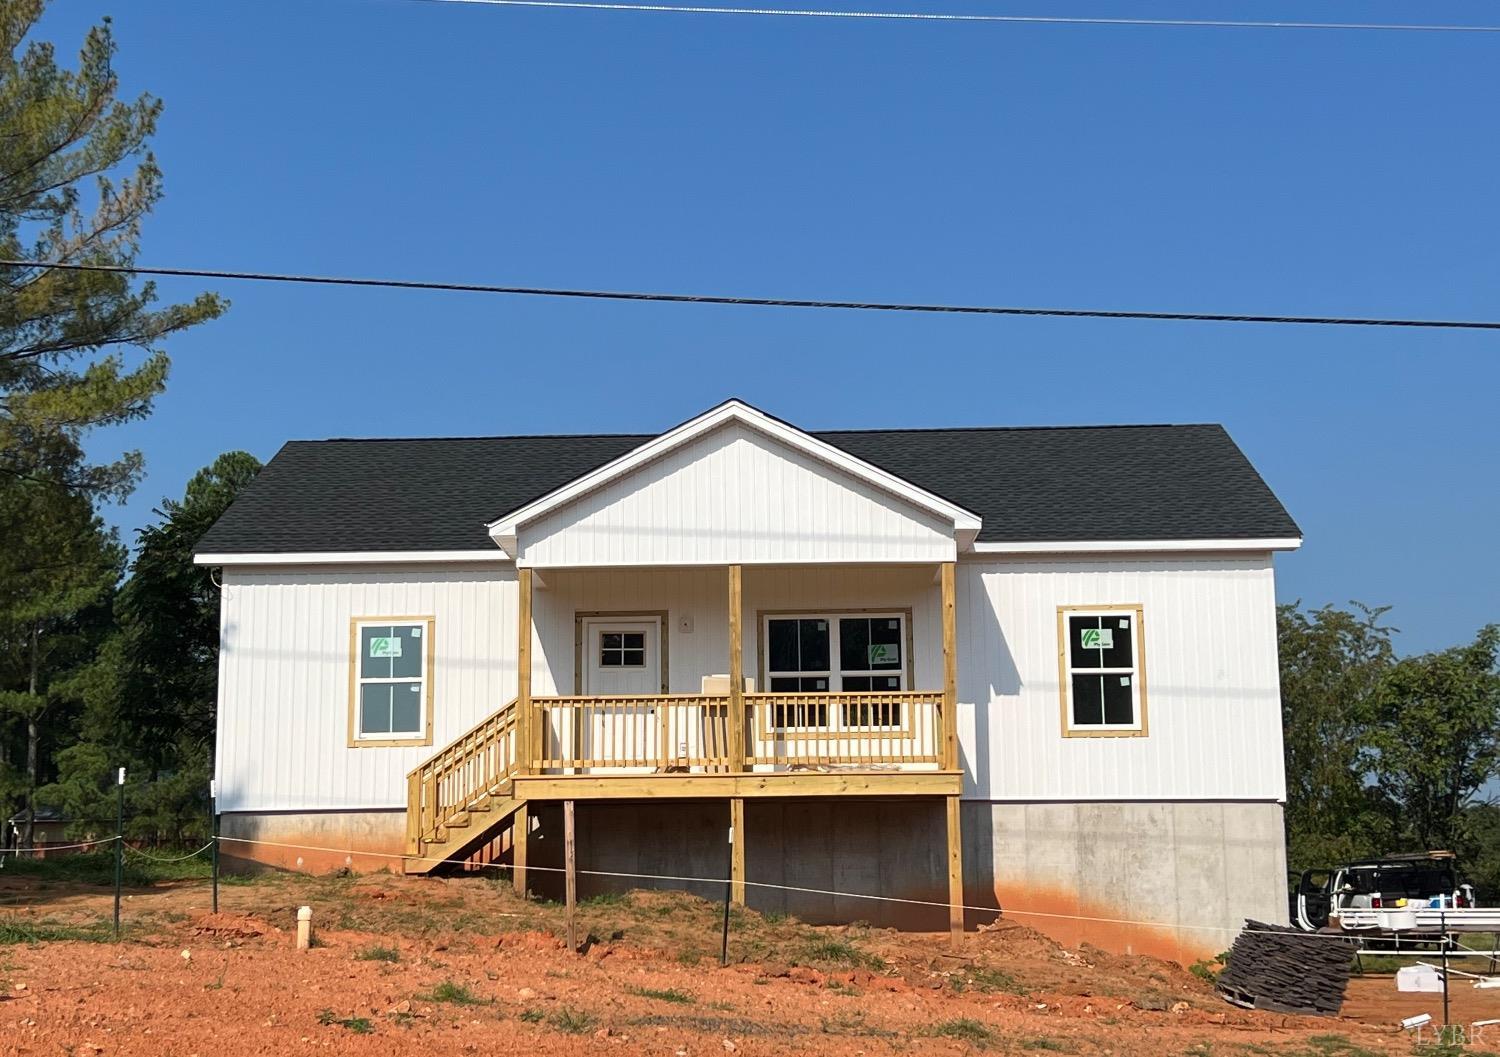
[1293,851,1500,935]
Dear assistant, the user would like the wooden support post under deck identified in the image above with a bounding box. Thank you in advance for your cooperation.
[727,565,745,773]
[517,567,533,775]
[512,802,529,897]
[405,771,422,856]
[730,797,746,906]
[564,800,577,951]
[946,794,964,947]
[940,561,958,772]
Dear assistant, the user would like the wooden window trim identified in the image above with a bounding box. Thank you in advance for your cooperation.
[1056,604,1148,738]
[347,615,436,748]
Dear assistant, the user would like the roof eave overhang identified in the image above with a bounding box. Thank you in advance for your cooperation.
[193,549,511,567]
[486,399,983,559]
[966,536,1302,556]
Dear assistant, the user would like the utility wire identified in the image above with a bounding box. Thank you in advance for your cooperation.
[0,259,1496,349]
[410,0,1500,35]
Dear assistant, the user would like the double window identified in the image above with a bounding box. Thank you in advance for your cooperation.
[350,618,434,745]
[764,613,907,730]
[1059,606,1146,736]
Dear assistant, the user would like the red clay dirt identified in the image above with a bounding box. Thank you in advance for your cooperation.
[0,870,1490,1056]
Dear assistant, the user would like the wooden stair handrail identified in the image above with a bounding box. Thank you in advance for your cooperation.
[407,697,520,851]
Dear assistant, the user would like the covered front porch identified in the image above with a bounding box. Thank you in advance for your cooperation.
[406,401,980,939]
[406,560,963,936]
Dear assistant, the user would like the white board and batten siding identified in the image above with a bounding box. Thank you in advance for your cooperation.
[517,422,955,567]
[955,555,1286,803]
[215,563,515,813]
[215,555,1286,812]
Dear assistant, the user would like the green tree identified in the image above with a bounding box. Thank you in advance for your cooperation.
[0,477,122,845]
[45,452,260,842]
[1277,602,1395,871]
[0,1,224,500]
[1372,625,1500,854]
[115,450,261,754]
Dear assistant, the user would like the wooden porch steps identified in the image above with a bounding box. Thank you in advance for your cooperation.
[405,791,526,875]
[405,696,525,875]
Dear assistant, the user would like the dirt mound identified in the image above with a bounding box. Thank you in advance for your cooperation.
[192,912,272,939]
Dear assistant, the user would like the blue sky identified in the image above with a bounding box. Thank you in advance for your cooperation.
[40,1,1498,655]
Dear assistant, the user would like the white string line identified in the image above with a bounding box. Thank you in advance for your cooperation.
[0,836,120,856]
[413,0,1500,35]
[215,834,1310,937]
[0,833,1406,944]
[123,840,217,863]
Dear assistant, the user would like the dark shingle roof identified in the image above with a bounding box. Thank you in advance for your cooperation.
[193,423,1298,555]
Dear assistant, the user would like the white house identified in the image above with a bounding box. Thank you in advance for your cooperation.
[195,399,1299,959]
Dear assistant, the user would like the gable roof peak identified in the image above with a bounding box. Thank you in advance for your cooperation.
[485,397,984,557]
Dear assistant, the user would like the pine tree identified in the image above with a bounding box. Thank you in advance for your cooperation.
[0,477,122,845]
[45,452,260,843]
[0,1,224,501]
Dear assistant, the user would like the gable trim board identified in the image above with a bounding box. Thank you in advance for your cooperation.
[488,400,983,562]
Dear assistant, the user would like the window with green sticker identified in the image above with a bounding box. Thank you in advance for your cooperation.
[1059,607,1146,736]
[351,618,433,744]
[764,612,908,731]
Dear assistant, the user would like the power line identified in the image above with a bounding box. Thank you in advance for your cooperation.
[1,259,1496,347]
[410,0,1500,35]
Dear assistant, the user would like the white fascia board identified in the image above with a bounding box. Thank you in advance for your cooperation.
[967,537,1302,555]
[194,549,511,566]
[487,399,983,552]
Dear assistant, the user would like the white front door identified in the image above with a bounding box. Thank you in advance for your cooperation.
[581,618,662,771]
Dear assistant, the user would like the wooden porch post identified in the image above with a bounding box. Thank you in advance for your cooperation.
[514,567,533,897]
[727,565,744,773]
[941,561,963,946]
[517,567,534,776]
[730,797,746,906]
[940,561,958,772]
[564,800,577,951]
[512,803,529,899]
[946,794,964,947]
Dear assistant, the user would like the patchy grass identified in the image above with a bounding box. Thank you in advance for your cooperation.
[1019,1039,1070,1052]
[1284,1035,1384,1057]
[518,1008,545,1023]
[317,1009,375,1034]
[0,918,114,945]
[954,964,1028,995]
[581,891,627,907]
[548,1007,597,1034]
[628,986,695,1004]
[796,937,883,971]
[353,944,400,963]
[820,1010,897,1038]
[417,980,486,1005]
[927,1018,995,1046]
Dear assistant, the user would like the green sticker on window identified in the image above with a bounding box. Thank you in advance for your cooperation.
[369,636,403,659]
[1079,628,1114,650]
[868,643,899,665]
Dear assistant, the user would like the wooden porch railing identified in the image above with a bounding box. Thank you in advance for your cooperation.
[407,689,949,849]
[526,690,944,772]
[745,690,943,767]
[406,696,519,850]
[531,694,734,771]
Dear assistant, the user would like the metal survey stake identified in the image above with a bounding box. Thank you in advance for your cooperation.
[210,778,220,914]
[113,767,125,939]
